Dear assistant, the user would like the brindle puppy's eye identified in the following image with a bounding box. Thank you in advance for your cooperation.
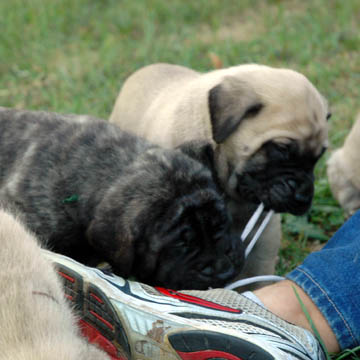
[174,228,195,248]
[213,222,227,240]
[183,229,194,245]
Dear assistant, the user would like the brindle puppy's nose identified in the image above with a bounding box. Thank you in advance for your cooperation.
[200,256,235,281]
[201,265,214,277]
[214,257,236,281]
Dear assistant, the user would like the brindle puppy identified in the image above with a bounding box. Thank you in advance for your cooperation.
[0,107,244,290]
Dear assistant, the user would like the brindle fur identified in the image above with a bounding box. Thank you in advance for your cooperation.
[0,107,244,290]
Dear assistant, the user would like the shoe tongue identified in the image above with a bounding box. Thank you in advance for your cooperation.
[224,275,285,291]
[241,291,266,307]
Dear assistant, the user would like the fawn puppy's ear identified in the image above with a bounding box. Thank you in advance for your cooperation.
[209,76,263,143]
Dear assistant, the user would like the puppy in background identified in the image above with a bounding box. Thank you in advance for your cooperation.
[109,63,329,282]
[0,209,109,360]
[327,113,360,216]
[0,107,244,290]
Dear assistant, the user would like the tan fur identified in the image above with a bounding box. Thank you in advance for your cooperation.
[327,113,360,216]
[109,63,329,283]
[0,210,109,360]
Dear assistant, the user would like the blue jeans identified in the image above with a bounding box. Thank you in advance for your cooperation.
[287,210,360,350]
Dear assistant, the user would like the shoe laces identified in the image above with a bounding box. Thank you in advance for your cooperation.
[225,203,285,290]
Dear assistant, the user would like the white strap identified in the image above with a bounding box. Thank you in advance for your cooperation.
[224,204,283,291]
[245,209,274,258]
[240,203,265,242]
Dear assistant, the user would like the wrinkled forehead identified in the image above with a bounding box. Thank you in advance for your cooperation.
[230,98,329,161]
[251,110,329,157]
[246,67,329,110]
[254,74,329,154]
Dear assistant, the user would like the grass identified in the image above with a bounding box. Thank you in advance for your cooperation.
[293,285,331,360]
[1,0,359,358]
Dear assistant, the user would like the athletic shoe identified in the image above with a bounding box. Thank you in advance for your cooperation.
[43,250,326,360]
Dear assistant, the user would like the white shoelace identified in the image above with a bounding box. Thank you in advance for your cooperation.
[225,203,285,291]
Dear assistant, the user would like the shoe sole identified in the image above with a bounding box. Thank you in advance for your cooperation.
[53,259,275,360]
[56,264,131,360]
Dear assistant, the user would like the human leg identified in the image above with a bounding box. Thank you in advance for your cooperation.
[255,210,360,353]
[254,280,339,353]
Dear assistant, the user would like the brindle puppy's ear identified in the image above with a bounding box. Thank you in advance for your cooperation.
[177,140,216,173]
[208,76,263,143]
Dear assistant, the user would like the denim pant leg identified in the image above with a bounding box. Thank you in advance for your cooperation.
[286,210,360,350]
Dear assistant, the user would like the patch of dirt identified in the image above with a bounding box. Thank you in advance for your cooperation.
[146,320,171,343]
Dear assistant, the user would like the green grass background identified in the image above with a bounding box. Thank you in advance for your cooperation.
[1,0,359,358]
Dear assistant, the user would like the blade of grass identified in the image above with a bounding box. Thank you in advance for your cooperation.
[334,346,360,360]
[292,285,331,360]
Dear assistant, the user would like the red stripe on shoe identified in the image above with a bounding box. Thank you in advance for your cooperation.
[176,349,244,360]
[90,292,104,304]
[89,310,114,330]
[155,287,241,313]
[79,319,127,360]
[58,271,75,283]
